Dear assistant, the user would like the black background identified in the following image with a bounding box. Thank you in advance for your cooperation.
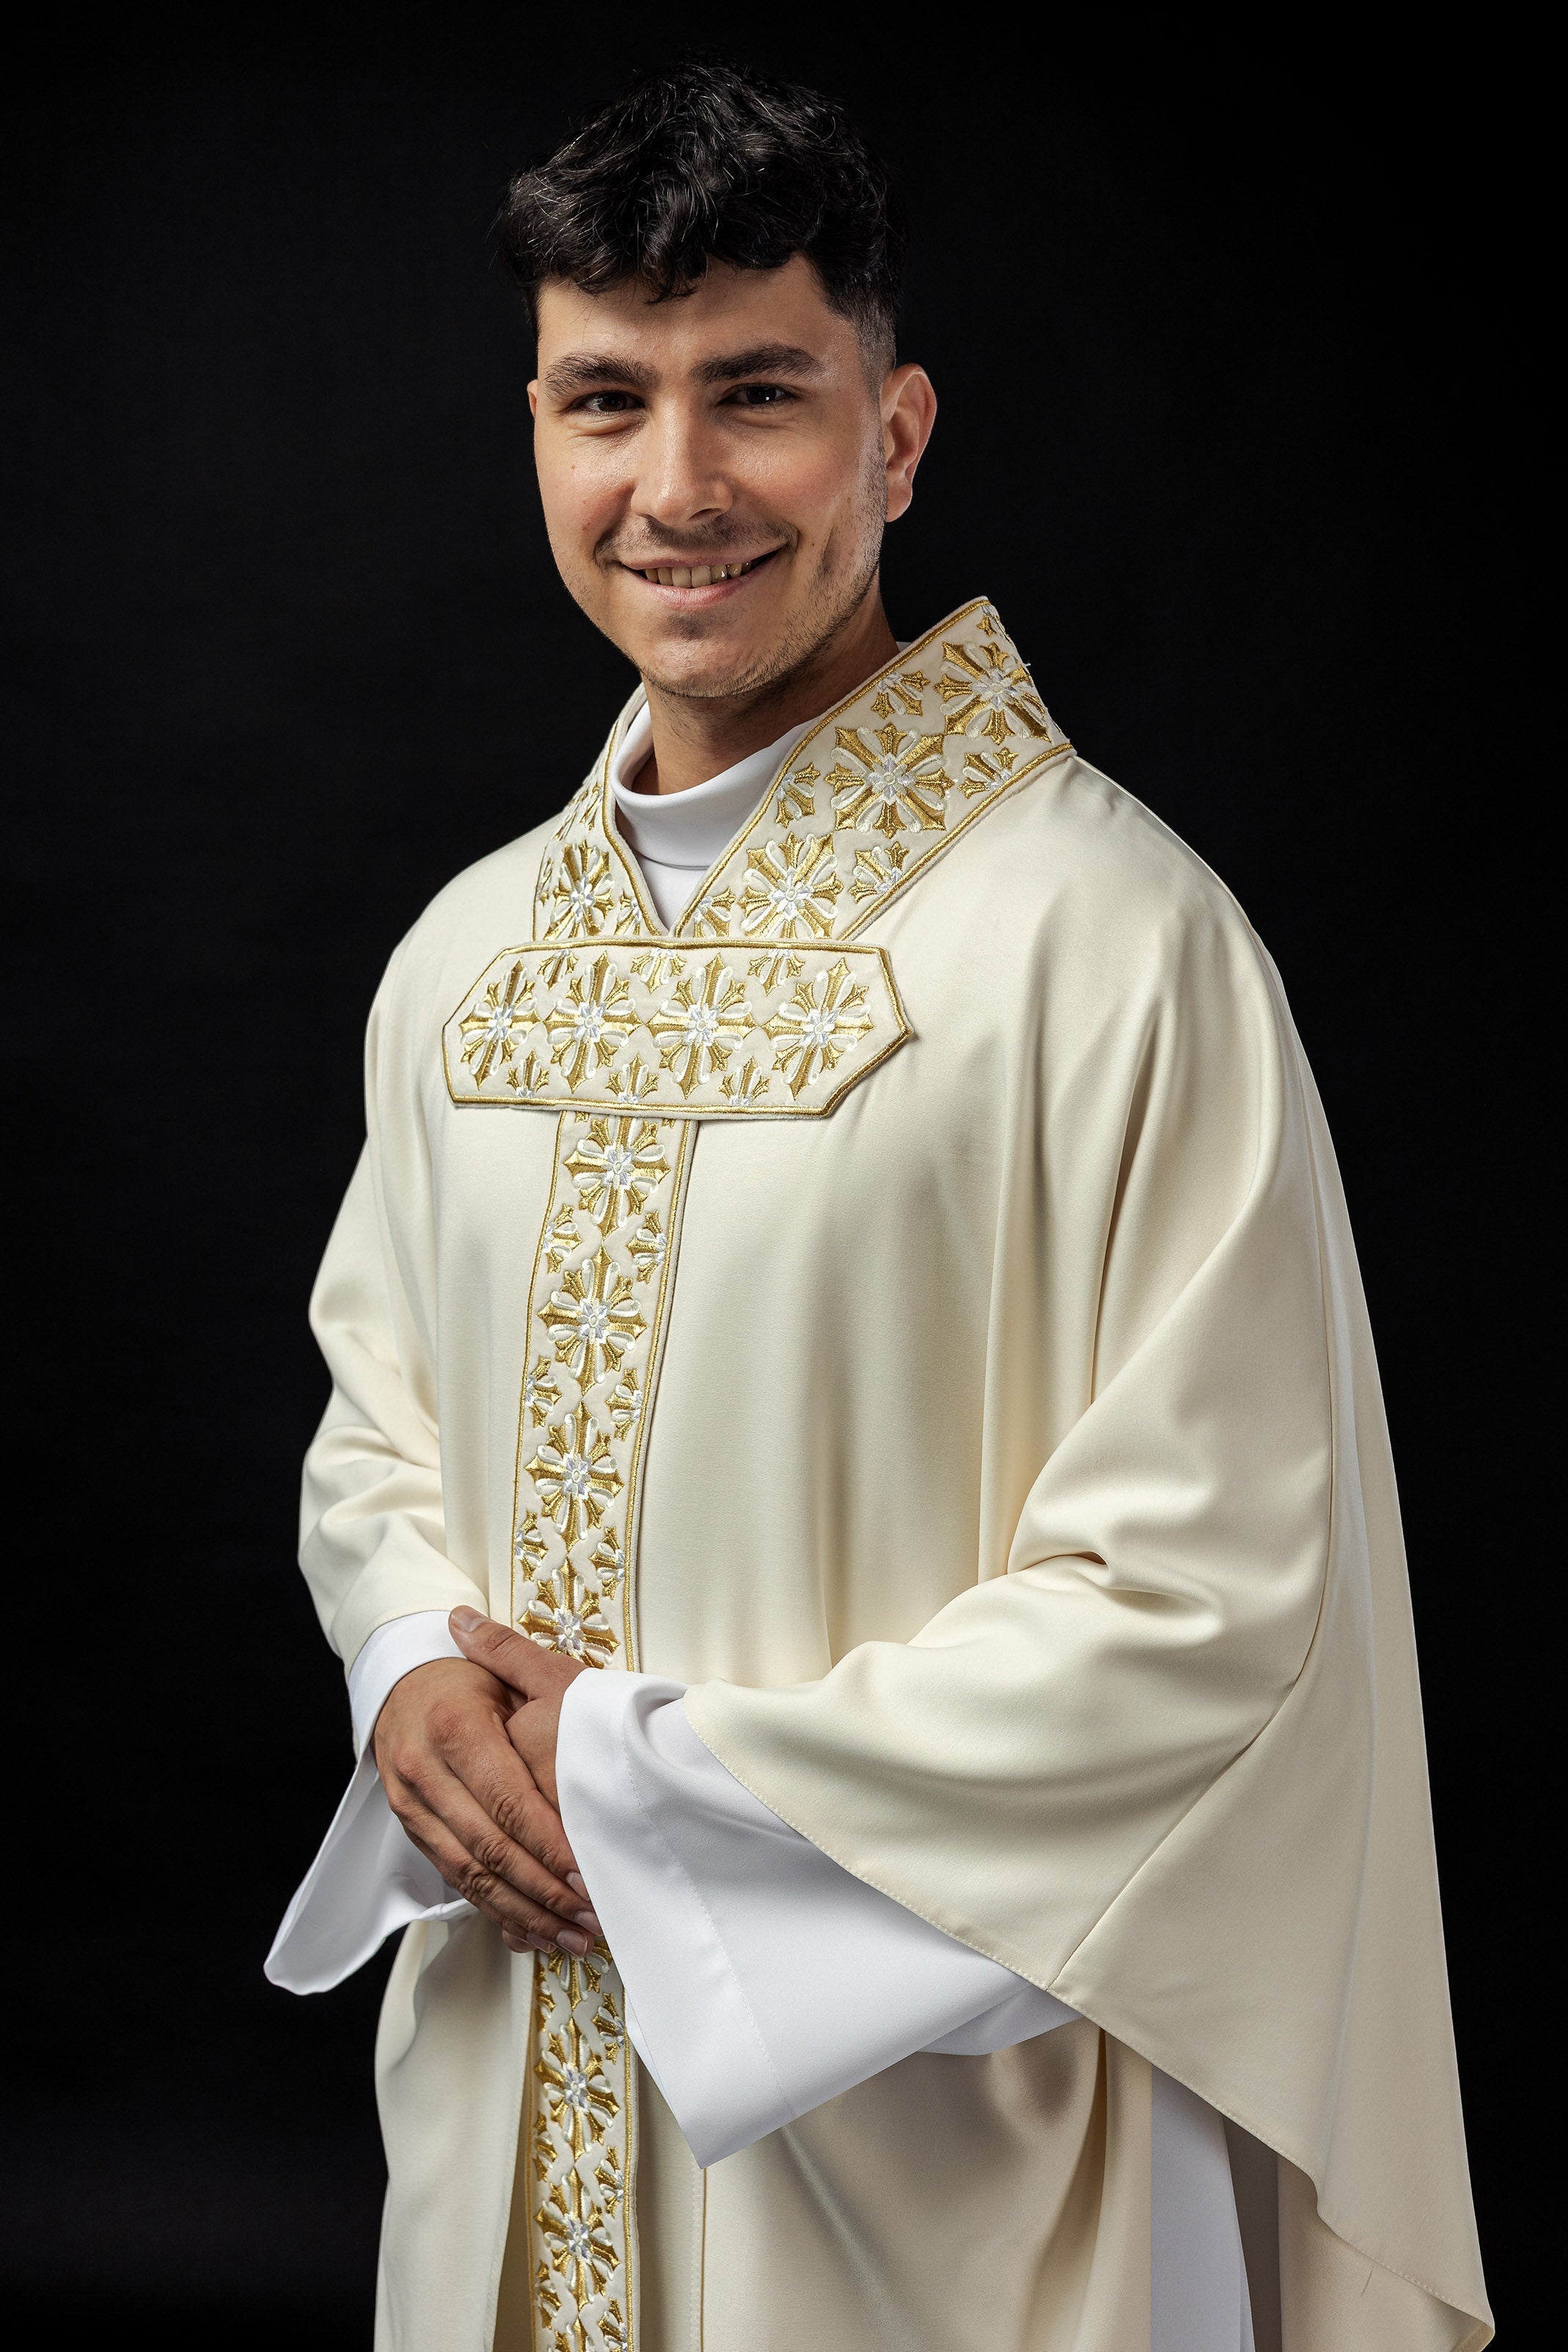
[2,10,1541,2344]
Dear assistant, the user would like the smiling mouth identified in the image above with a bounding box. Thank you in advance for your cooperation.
[626,550,779,588]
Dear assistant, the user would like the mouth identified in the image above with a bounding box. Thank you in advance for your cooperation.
[620,549,781,592]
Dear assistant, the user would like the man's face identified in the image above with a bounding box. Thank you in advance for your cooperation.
[530,257,928,701]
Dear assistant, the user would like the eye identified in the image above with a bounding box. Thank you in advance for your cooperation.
[573,389,642,414]
[724,382,796,408]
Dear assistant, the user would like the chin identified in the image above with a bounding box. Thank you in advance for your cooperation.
[634,623,785,703]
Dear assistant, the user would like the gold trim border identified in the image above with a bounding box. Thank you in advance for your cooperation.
[442,942,912,1123]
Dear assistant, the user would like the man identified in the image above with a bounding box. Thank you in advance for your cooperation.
[268,58,1491,2352]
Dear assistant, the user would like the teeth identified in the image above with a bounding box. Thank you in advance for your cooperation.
[644,557,760,585]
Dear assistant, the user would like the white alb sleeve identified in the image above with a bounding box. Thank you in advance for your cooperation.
[555,1668,1077,2167]
[557,1671,1256,2348]
[265,1611,472,1994]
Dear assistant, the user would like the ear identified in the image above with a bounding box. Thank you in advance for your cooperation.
[528,381,541,420]
[882,364,938,523]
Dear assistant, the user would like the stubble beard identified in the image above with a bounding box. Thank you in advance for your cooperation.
[634,454,889,717]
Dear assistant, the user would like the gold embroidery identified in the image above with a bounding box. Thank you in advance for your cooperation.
[827,719,950,837]
[545,841,620,940]
[934,630,1050,744]
[868,666,931,719]
[565,1119,670,1227]
[718,1056,772,1108]
[545,955,637,1085]
[529,1404,621,1546]
[849,841,907,904]
[540,1251,646,1385]
[511,1110,693,2352]
[646,955,752,1095]
[520,1560,619,1666]
[774,762,818,822]
[444,941,909,1120]
[498,601,1066,2352]
[763,958,876,1098]
[521,1356,562,1427]
[543,1206,582,1275]
[457,956,530,1084]
[681,601,1072,944]
[688,888,736,939]
[737,832,841,938]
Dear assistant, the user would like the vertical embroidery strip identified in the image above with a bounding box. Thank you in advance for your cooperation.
[511,1108,692,2352]
[503,599,1063,2350]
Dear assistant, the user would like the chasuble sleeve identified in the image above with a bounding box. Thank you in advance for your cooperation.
[299,941,487,1668]
[684,868,1490,2347]
[688,895,1334,1990]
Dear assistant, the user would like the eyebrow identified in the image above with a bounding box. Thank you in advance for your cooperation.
[694,342,825,385]
[541,352,654,398]
[541,341,827,398]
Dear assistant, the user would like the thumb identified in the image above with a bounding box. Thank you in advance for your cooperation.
[450,1607,547,1695]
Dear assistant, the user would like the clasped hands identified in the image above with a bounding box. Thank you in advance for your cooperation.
[373,1606,601,1956]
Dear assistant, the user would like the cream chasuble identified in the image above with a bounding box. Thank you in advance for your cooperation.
[299,602,1490,2352]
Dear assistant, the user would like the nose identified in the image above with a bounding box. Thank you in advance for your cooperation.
[632,404,733,535]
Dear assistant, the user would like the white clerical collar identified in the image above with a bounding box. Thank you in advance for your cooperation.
[608,700,814,878]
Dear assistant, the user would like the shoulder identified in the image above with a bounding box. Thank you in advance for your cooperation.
[373,813,560,1041]
[950,751,1278,1008]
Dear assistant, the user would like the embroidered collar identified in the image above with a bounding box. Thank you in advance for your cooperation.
[532,599,1071,948]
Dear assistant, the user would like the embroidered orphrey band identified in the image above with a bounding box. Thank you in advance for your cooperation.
[481,600,1070,2351]
[512,1111,692,2351]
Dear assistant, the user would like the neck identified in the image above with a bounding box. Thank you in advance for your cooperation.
[631,586,898,796]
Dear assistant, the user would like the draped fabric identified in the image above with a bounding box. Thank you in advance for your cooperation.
[296,605,1488,2350]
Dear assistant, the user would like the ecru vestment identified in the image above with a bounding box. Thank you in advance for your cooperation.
[293,604,1490,2351]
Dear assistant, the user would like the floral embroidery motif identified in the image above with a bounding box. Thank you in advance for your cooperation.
[763,959,876,1097]
[501,601,1068,2352]
[647,955,752,1094]
[602,1370,642,1441]
[521,1560,620,1666]
[719,1056,772,1107]
[626,1214,668,1284]
[530,1405,620,1546]
[604,1056,661,1106]
[827,720,950,838]
[457,957,530,1084]
[737,832,841,938]
[538,2157,618,2302]
[511,1114,692,2352]
[688,888,737,939]
[447,942,907,1118]
[543,1206,581,1274]
[589,1526,629,1596]
[934,619,1051,747]
[565,1118,669,1228]
[540,1250,646,1386]
[678,601,1071,942]
[774,763,818,822]
[521,1356,562,1427]
[849,842,907,904]
[545,956,636,1087]
[514,1515,551,1575]
[544,841,620,939]
[868,667,931,720]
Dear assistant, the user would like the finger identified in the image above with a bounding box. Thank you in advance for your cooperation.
[389,1780,597,1949]
[391,1757,591,1929]
[449,1608,556,1699]
[428,1701,582,1884]
[398,1809,576,1943]
[410,1679,579,1876]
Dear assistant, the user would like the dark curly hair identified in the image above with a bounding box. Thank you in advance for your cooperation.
[497,57,906,367]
